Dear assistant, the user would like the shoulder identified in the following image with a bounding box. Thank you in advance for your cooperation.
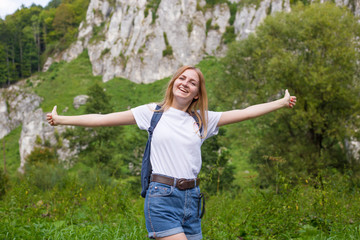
[132,103,157,113]
[196,110,222,121]
[207,110,222,116]
[131,103,158,130]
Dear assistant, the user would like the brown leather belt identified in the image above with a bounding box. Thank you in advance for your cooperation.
[151,174,200,190]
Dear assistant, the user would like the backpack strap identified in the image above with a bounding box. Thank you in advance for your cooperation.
[191,112,203,136]
[140,105,163,198]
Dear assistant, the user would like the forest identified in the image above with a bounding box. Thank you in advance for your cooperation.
[0,0,88,86]
[1,0,360,239]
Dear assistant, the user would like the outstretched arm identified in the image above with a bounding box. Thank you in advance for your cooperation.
[46,106,136,127]
[217,89,296,127]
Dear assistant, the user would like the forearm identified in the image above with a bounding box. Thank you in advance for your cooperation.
[242,98,286,120]
[218,98,288,127]
[56,114,108,127]
[50,110,136,127]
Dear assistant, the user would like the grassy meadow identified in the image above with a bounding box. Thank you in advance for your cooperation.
[1,51,360,239]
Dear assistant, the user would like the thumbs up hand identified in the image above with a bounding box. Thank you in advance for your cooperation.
[47,106,58,126]
[284,89,296,108]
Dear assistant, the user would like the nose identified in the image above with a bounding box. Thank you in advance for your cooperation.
[182,80,189,87]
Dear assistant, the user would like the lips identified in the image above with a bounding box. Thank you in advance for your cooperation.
[178,86,188,93]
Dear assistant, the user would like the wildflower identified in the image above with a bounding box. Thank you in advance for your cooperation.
[37,200,44,207]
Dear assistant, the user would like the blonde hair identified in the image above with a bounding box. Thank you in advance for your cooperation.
[158,66,208,138]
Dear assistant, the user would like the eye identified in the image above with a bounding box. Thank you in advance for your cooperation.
[190,81,198,86]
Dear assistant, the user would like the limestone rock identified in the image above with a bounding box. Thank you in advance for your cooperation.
[0,82,77,173]
[18,108,76,173]
[43,0,360,83]
[42,57,54,72]
[345,138,360,161]
[45,0,293,84]
[62,40,84,63]
[0,86,42,139]
[73,95,89,109]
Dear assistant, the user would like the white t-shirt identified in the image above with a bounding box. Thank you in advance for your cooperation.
[131,103,222,179]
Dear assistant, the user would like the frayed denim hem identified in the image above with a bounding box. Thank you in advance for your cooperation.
[187,231,203,240]
[148,226,183,239]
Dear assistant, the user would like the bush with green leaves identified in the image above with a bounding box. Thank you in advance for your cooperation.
[63,83,124,178]
[24,146,68,191]
[200,128,235,194]
[216,2,360,187]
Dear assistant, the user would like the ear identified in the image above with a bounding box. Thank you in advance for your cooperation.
[194,95,199,100]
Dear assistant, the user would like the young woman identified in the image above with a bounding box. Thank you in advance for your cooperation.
[47,66,296,240]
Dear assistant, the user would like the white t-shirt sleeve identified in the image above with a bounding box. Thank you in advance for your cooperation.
[203,111,223,141]
[131,103,157,130]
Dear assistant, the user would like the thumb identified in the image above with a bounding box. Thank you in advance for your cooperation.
[52,105,58,116]
[284,89,290,98]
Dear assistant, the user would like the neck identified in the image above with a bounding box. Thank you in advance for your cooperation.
[171,103,188,112]
[171,99,191,112]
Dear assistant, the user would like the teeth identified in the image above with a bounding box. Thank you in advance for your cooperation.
[179,87,187,93]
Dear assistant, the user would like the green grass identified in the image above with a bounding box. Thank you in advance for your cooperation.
[34,50,171,115]
[0,126,22,178]
[202,183,360,239]
[1,173,359,239]
[34,50,103,115]
[104,76,169,111]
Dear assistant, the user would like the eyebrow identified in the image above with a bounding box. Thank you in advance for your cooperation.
[180,74,198,83]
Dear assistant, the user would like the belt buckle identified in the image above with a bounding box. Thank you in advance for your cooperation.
[177,179,186,190]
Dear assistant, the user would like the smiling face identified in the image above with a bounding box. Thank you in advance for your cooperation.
[159,65,209,135]
[172,69,200,108]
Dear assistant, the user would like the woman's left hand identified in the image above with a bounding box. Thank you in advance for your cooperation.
[284,89,296,108]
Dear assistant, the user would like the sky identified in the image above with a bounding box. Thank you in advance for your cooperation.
[0,0,52,19]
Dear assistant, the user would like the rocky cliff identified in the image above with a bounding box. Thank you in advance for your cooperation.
[44,0,360,84]
[0,83,78,173]
[44,0,292,83]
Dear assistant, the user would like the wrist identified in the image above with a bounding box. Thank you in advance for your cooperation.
[54,115,63,125]
[281,97,289,108]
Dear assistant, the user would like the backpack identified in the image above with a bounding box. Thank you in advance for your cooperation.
[140,105,202,198]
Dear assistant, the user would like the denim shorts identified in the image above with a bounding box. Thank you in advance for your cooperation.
[144,180,203,239]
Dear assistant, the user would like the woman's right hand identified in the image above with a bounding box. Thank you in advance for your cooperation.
[47,106,58,126]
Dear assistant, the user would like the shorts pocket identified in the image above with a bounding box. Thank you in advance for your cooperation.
[148,182,174,197]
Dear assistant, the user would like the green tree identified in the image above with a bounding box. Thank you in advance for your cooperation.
[0,0,89,85]
[200,129,235,194]
[51,0,89,50]
[64,83,123,177]
[0,43,8,86]
[52,3,75,43]
[216,3,360,186]
[40,8,57,53]
[46,0,62,9]
[0,5,44,82]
